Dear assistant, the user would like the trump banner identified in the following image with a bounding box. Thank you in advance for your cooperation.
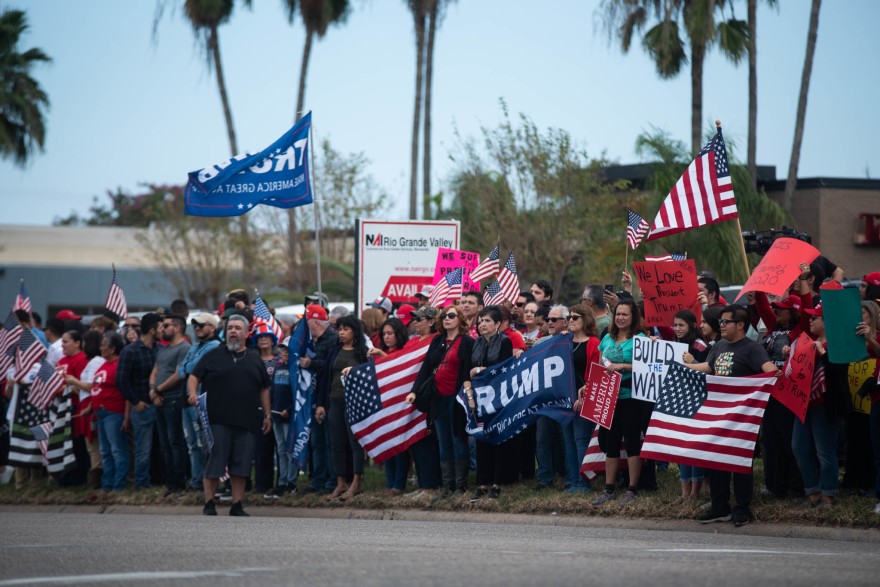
[184,113,312,217]
[286,318,316,468]
[458,334,576,444]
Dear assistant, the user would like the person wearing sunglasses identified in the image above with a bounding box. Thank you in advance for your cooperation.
[407,306,474,498]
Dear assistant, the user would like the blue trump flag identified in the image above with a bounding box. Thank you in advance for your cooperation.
[457,334,577,444]
[184,112,313,217]
[285,318,315,468]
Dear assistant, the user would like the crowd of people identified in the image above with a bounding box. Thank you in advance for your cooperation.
[3,261,880,524]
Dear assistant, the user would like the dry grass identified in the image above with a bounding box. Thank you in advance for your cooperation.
[2,464,878,528]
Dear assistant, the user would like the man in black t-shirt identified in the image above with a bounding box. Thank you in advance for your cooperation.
[686,305,777,527]
[188,315,271,517]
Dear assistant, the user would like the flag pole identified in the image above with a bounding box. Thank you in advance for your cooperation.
[716,119,752,282]
[309,122,323,299]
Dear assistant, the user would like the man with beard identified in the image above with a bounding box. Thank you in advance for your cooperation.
[188,315,271,516]
[148,314,191,494]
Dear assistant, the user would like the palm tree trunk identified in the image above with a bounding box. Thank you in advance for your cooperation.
[409,6,426,220]
[209,24,252,282]
[747,0,757,190]
[422,0,438,220]
[288,29,315,294]
[690,42,705,155]
[784,0,821,213]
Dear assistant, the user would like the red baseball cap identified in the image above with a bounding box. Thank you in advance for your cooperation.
[864,272,880,288]
[396,304,415,326]
[56,309,82,321]
[804,302,823,317]
[305,304,328,321]
[771,295,802,312]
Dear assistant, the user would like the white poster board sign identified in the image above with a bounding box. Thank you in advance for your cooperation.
[631,337,688,403]
[355,219,460,314]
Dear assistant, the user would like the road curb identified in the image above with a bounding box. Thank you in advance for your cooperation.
[2,504,878,543]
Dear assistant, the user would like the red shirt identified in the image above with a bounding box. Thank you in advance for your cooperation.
[433,337,462,396]
[92,359,127,414]
[505,327,526,352]
[57,352,88,380]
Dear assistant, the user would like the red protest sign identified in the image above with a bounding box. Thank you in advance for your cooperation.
[773,332,817,423]
[736,238,820,300]
[633,259,701,327]
[580,362,621,429]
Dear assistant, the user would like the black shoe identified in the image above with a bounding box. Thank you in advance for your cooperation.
[489,486,501,499]
[469,488,488,502]
[202,500,217,516]
[697,510,732,523]
[229,501,249,517]
[264,485,286,499]
[732,510,751,527]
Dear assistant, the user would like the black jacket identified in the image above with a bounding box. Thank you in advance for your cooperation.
[411,333,475,399]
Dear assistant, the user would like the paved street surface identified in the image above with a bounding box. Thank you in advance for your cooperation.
[1,511,879,586]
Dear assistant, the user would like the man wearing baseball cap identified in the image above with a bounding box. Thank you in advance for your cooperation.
[414,286,434,309]
[367,296,393,318]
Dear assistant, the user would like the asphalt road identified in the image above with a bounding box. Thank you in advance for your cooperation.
[1,511,878,586]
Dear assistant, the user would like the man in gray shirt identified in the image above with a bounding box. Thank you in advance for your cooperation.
[149,314,192,494]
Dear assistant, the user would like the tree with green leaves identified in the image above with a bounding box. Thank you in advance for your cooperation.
[0,9,51,167]
[281,0,350,292]
[599,0,749,154]
[633,127,790,283]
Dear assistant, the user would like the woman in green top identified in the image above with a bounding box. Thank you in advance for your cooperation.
[592,298,647,507]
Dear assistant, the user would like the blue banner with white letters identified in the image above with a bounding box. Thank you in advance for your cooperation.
[457,334,576,444]
[184,113,313,217]
[285,318,315,468]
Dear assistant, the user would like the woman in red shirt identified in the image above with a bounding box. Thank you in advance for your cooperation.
[91,333,130,492]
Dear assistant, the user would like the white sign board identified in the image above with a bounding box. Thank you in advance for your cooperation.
[355,219,460,314]
[631,337,688,403]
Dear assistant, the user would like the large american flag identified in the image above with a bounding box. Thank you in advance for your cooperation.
[646,127,737,241]
[427,267,463,308]
[0,312,23,387]
[639,362,777,474]
[497,252,520,303]
[627,209,650,250]
[28,357,66,411]
[253,294,284,340]
[469,244,500,283]
[104,266,128,319]
[644,253,687,262]
[483,280,505,307]
[579,428,628,481]
[13,328,46,381]
[343,337,431,462]
[13,279,31,314]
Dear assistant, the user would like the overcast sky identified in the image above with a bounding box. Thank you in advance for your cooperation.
[2,0,877,226]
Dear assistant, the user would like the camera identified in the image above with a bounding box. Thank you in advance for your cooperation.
[741,226,812,256]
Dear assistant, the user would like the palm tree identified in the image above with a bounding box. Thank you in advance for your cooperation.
[407,0,429,220]
[746,0,777,190]
[421,0,438,219]
[0,9,51,167]
[600,0,748,154]
[281,0,350,293]
[783,0,821,213]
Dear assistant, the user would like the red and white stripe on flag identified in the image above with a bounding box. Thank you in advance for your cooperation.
[579,428,628,481]
[640,373,777,474]
[29,358,65,411]
[349,337,431,462]
[496,253,519,303]
[647,129,737,241]
[105,269,128,319]
[13,329,46,381]
[469,245,500,283]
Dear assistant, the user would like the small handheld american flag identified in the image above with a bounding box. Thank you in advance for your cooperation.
[13,279,31,314]
[104,266,128,320]
[427,268,463,308]
[253,294,284,340]
[497,253,519,304]
[626,209,650,250]
[469,244,500,283]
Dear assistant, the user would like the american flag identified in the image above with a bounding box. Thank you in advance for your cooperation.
[13,279,31,313]
[627,209,650,250]
[580,428,628,481]
[469,244,500,283]
[646,127,737,241]
[104,266,128,319]
[644,253,687,262]
[427,267,463,308]
[253,294,284,340]
[13,328,46,381]
[483,280,506,306]
[29,420,54,465]
[497,252,520,303]
[28,357,66,411]
[0,312,23,387]
[639,362,777,474]
[343,337,432,462]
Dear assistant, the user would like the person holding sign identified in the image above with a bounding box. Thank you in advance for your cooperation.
[565,304,602,493]
[591,299,647,507]
[791,303,849,508]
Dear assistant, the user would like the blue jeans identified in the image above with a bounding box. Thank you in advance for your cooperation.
[155,396,187,490]
[563,416,595,489]
[130,404,156,488]
[871,402,880,499]
[181,406,204,490]
[309,417,335,490]
[273,420,299,486]
[679,464,704,483]
[97,408,129,491]
[384,452,410,490]
[536,416,563,486]
[433,394,469,464]
[792,405,842,497]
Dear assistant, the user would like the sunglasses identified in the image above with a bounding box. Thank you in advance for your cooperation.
[515,302,525,308]
[547,317,568,323]
[718,319,740,326]
[442,312,458,320]
[569,315,582,320]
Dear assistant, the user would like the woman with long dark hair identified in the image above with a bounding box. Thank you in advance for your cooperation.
[315,315,370,501]
[592,298,647,507]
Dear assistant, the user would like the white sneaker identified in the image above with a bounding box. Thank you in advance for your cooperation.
[873,502,880,515]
